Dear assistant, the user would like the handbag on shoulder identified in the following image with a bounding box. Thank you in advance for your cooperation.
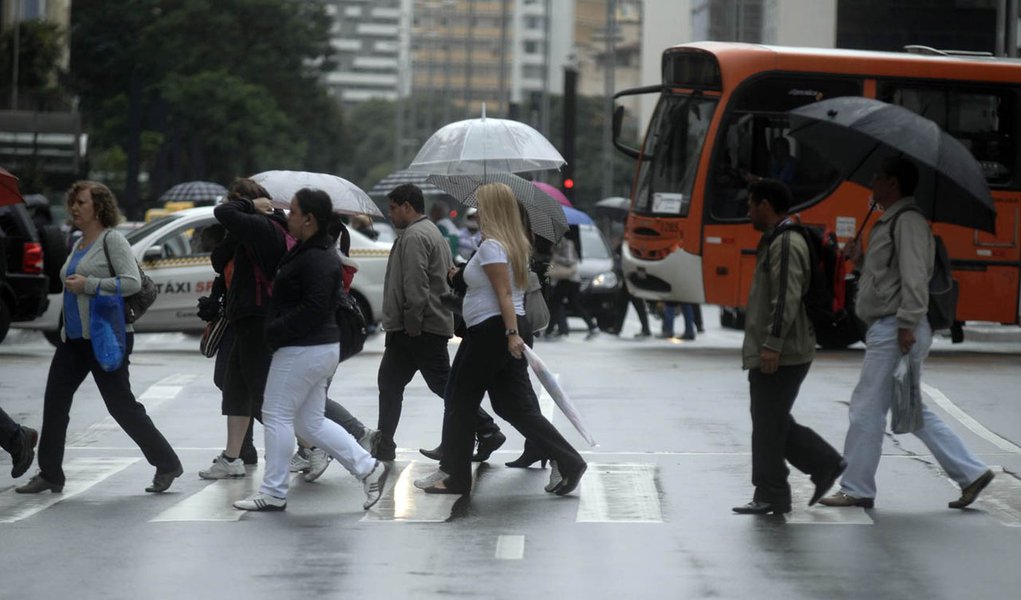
[102,232,158,323]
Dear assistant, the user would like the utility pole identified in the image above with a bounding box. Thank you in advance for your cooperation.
[563,65,578,202]
[996,0,1018,57]
[602,0,617,199]
[10,0,20,109]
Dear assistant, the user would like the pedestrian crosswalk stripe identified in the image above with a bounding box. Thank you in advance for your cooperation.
[361,460,480,523]
[785,477,874,525]
[495,534,525,559]
[576,463,662,523]
[946,466,1021,527]
[151,468,267,522]
[0,457,138,524]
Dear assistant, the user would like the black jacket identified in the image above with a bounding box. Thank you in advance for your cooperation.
[265,231,341,351]
[214,198,290,323]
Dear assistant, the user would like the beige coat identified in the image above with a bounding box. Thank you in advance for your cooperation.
[381,216,454,336]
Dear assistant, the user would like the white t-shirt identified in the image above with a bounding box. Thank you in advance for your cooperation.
[462,239,525,328]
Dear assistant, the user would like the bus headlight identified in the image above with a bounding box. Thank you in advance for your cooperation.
[587,271,619,291]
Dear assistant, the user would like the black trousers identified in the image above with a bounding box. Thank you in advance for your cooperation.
[376,331,498,460]
[749,363,841,507]
[37,334,180,485]
[0,406,24,456]
[546,280,597,334]
[441,316,583,490]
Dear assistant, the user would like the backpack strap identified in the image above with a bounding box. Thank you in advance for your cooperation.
[885,205,925,268]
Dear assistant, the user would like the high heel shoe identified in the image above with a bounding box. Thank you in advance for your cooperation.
[505,448,548,469]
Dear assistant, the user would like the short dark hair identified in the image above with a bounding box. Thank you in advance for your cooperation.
[294,188,340,234]
[387,183,424,214]
[228,177,270,202]
[879,156,918,196]
[748,178,793,214]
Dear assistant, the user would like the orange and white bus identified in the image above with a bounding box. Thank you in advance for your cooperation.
[613,42,1021,345]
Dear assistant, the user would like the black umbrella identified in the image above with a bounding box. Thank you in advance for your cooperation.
[788,97,996,233]
[426,172,568,244]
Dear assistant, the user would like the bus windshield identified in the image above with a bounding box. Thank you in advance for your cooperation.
[632,93,718,217]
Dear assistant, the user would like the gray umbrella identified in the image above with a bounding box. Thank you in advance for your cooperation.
[788,97,996,233]
[159,181,228,205]
[426,172,568,244]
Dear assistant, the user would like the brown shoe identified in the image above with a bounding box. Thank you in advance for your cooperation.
[15,473,63,494]
[818,491,874,508]
[949,469,995,509]
[145,465,183,493]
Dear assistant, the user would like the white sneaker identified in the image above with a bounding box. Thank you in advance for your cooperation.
[544,460,563,493]
[358,427,380,454]
[303,447,332,482]
[233,492,286,512]
[199,453,245,480]
[413,469,448,490]
[289,448,311,473]
[362,460,391,510]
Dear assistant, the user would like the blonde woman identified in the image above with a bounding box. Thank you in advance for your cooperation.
[419,183,586,496]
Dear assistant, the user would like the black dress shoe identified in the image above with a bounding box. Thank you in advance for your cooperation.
[16,473,63,494]
[472,431,506,462]
[11,426,38,478]
[810,459,847,506]
[419,445,443,461]
[146,465,183,493]
[949,469,995,509]
[239,448,259,466]
[732,501,790,515]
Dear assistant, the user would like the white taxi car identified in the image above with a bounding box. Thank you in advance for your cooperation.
[16,206,391,342]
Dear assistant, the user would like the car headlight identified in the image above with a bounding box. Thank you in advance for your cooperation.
[586,271,619,291]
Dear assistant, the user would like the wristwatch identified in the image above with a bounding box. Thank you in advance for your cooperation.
[505,329,518,336]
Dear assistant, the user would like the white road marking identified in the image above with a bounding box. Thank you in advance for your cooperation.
[921,383,1021,454]
[576,463,662,523]
[0,457,139,524]
[944,466,1021,527]
[785,477,873,525]
[68,374,195,448]
[151,468,271,522]
[495,535,525,559]
[361,460,479,523]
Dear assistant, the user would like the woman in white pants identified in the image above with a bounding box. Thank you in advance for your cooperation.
[234,188,390,512]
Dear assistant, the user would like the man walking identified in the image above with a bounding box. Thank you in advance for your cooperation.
[733,179,845,515]
[821,157,993,509]
[375,184,505,463]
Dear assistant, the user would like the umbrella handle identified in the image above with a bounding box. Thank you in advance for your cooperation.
[852,203,876,244]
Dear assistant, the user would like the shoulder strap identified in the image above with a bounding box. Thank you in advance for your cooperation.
[886,205,924,268]
[101,230,116,278]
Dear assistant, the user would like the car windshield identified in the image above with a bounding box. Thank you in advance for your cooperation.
[632,93,718,217]
[125,215,181,244]
[577,225,612,260]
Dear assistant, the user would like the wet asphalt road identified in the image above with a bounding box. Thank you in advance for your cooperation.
[1,307,1019,600]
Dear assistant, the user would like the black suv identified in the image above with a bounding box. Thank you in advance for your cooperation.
[0,202,52,342]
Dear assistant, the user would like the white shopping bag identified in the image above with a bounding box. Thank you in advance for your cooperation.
[522,346,597,447]
[891,355,924,434]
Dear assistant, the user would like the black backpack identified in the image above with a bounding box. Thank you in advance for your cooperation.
[886,207,958,330]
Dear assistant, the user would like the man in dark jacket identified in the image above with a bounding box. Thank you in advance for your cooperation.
[375,184,504,463]
[733,179,844,515]
[200,183,291,480]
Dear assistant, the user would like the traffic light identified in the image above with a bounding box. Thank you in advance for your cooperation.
[562,177,575,190]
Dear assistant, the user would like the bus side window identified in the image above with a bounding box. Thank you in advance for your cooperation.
[879,83,1016,187]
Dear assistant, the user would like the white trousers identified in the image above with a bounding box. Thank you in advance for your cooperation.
[839,316,988,499]
[260,343,375,499]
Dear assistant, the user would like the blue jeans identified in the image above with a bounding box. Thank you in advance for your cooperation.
[838,316,987,499]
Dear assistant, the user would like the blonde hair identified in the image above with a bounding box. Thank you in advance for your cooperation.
[477,183,531,289]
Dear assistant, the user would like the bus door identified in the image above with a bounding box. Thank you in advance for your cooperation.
[702,74,862,308]
[877,81,1021,324]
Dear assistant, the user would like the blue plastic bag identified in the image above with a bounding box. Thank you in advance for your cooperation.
[90,280,127,372]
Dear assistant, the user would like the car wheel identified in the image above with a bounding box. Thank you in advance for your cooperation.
[40,225,69,294]
[0,297,11,343]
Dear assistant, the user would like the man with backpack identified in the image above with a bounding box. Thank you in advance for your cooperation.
[733,179,845,515]
[821,157,994,510]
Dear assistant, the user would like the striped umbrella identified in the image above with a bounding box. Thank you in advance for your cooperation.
[159,181,228,205]
[426,172,568,244]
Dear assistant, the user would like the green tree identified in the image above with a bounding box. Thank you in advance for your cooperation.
[69,0,344,216]
[0,19,68,110]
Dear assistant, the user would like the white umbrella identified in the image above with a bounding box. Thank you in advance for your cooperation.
[250,170,383,217]
[522,346,597,447]
[407,106,566,175]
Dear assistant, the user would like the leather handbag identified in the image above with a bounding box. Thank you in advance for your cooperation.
[524,271,550,333]
[199,314,228,358]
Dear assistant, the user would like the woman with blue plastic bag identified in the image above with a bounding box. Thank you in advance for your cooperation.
[17,181,182,495]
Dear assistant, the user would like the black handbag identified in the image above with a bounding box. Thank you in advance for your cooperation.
[102,232,158,324]
[199,314,228,357]
[336,291,368,362]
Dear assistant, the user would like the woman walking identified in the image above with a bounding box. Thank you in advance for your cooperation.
[17,181,182,494]
[418,183,587,496]
[234,188,389,512]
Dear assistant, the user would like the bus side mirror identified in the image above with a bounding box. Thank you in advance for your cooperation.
[612,105,643,161]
